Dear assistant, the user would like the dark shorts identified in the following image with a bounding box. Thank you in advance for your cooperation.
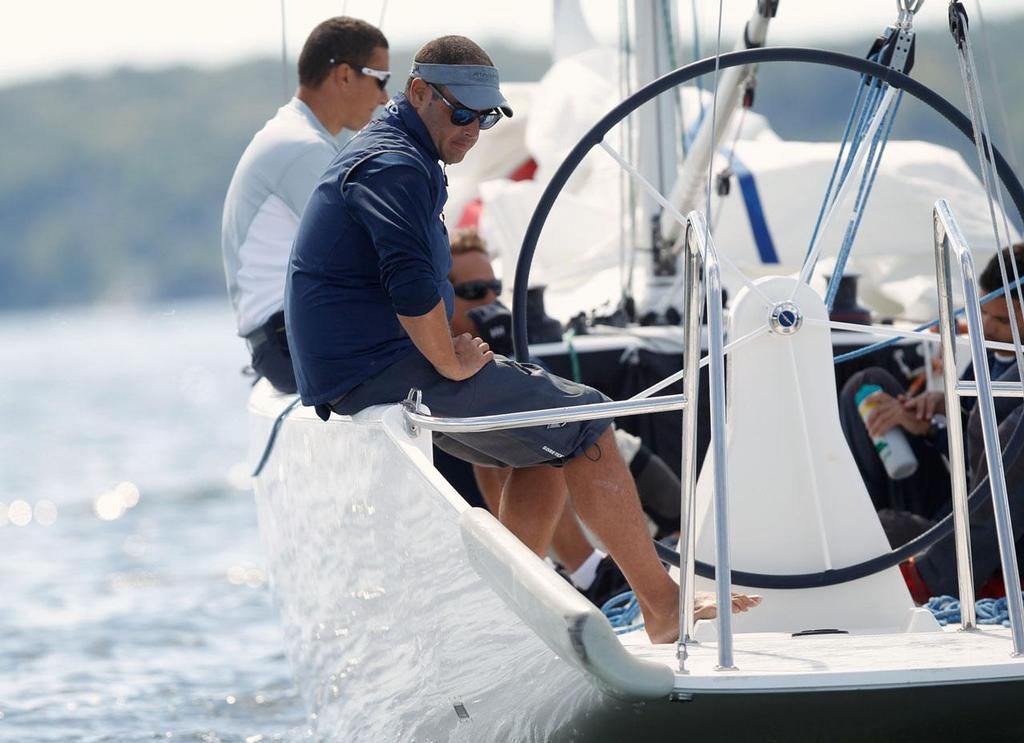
[330,352,612,468]
[248,311,297,395]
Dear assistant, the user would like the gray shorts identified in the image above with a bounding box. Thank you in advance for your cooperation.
[330,352,612,468]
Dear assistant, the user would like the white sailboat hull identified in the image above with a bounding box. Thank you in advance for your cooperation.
[250,382,1024,741]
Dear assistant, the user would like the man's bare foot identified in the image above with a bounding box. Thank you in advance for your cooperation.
[693,591,762,620]
[643,592,762,643]
[643,599,681,644]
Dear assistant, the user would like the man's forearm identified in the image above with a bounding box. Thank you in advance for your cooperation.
[398,300,460,377]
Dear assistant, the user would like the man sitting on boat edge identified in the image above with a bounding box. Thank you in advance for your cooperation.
[284,34,760,643]
[447,226,686,607]
[839,245,1024,602]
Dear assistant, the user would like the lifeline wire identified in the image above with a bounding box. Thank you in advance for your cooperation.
[834,277,1024,364]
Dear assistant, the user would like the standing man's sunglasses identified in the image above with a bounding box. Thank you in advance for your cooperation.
[428,83,502,130]
[329,59,391,90]
[453,279,502,300]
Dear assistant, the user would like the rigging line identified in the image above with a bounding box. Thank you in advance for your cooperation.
[279,0,289,103]
[703,0,724,244]
[618,0,638,302]
[690,0,703,100]
[662,105,750,317]
[629,324,769,401]
[710,103,750,236]
[834,275,1024,364]
[807,317,1023,356]
[805,73,870,259]
[825,90,904,310]
[658,0,685,158]
[954,8,1024,385]
[792,85,898,301]
[974,0,1021,174]
[598,139,773,307]
[836,76,885,192]
[825,60,886,221]
[961,25,1024,349]
[802,81,890,282]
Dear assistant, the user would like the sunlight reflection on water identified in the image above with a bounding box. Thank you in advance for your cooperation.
[0,300,308,742]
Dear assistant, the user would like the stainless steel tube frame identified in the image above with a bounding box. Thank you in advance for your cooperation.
[686,211,735,670]
[402,395,687,434]
[677,213,706,670]
[935,199,1024,653]
[933,200,978,629]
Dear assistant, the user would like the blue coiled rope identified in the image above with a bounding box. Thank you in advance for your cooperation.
[926,594,1016,627]
[602,590,645,634]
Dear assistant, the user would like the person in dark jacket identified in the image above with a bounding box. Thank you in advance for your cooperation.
[285,35,759,642]
[838,244,1024,600]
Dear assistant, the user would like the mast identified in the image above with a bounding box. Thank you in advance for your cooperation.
[633,0,682,315]
[640,0,779,317]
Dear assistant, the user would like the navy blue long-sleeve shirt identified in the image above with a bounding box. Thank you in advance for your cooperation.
[285,95,454,406]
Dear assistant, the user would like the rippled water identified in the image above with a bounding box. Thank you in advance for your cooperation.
[0,300,308,742]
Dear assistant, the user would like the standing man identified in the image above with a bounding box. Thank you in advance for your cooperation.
[286,36,759,643]
[221,17,389,393]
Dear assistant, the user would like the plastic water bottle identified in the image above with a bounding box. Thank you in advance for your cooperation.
[854,384,919,480]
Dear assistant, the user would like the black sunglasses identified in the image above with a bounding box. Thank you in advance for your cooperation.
[428,83,502,130]
[453,279,502,300]
[329,59,390,90]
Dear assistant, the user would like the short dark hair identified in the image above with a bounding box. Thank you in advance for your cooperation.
[405,36,494,93]
[450,228,488,257]
[298,17,388,88]
[979,243,1024,295]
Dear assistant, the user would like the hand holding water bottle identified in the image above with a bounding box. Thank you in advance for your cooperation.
[900,390,946,423]
[855,384,920,480]
[860,388,932,438]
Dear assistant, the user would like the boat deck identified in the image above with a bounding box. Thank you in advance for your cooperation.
[620,625,1024,693]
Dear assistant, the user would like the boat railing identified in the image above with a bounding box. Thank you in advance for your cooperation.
[400,209,735,671]
[934,199,1024,653]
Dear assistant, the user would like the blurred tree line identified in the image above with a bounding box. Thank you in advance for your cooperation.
[1,21,1021,311]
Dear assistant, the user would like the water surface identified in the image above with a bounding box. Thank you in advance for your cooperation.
[0,300,308,742]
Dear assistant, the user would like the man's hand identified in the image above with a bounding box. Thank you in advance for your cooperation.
[864,390,931,438]
[397,301,494,382]
[901,390,945,422]
[441,333,494,381]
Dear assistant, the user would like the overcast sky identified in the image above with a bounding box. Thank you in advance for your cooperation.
[3,0,1021,86]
